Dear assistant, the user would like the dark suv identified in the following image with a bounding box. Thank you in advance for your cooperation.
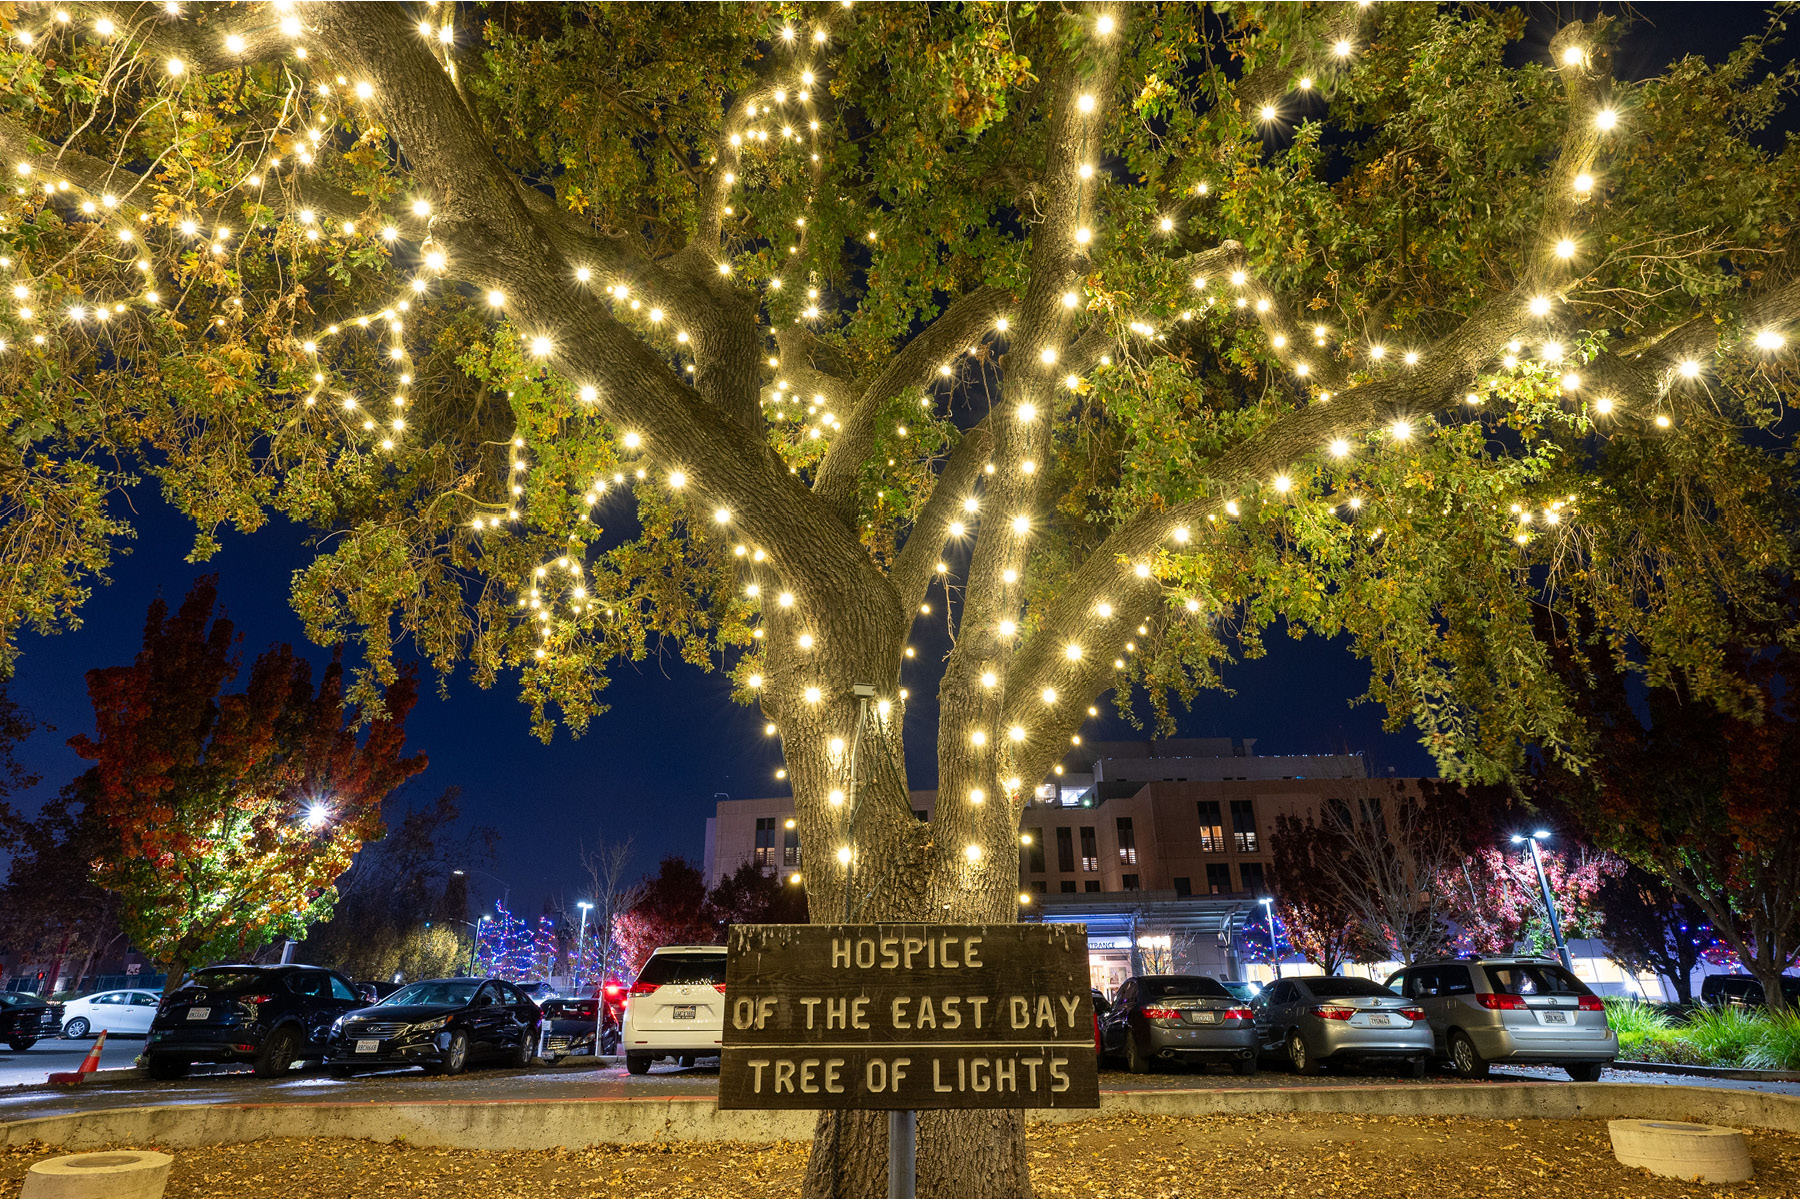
[145,964,363,1079]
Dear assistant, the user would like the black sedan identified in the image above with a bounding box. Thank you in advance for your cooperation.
[1098,974,1258,1075]
[0,991,62,1050]
[324,977,540,1076]
[537,996,619,1061]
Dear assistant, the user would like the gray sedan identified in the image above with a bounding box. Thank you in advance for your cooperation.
[1098,975,1258,1075]
[1253,976,1433,1076]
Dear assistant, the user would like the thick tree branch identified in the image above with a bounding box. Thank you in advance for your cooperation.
[888,416,994,619]
[812,285,1011,520]
[85,1,291,77]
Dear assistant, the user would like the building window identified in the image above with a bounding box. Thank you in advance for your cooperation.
[783,823,801,867]
[753,817,777,868]
[1122,874,1141,891]
[1079,827,1098,872]
[1056,827,1075,873]
[1239,861,1267,896]
[1030,880,1048,894]
[1060,880,1078,894]
[914,808,929,822]
[1084,880,1102,893]
[1173,876,1192,898]
[1230,799,1259,853]
[1025,830,1046,874]
[1116,817,1137,866]
[1197,801,1223,852]
[1205,863,1232,895]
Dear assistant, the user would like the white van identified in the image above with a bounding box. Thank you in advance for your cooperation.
[620,945,727,1075]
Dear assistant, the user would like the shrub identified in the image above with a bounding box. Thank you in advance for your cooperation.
[1680,1006,1767,1068]
[1745,1011,1800,1072]
[1603,997,1672,1045]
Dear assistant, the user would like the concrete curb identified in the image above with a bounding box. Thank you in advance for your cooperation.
[4,1082,1798,1151]
[1614,1059,1800,1084]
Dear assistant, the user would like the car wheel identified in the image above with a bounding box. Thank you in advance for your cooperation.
[7,1037,37,1051]
[440,1031,470,1076]
[1450,1031,1489,1079]
[1566,1062,1606,1082]
[678,1054,696,1068]
[600,1028,621,1056]
[1288,1031,1322,1076]
[253,1027,300,1078]
[147,1058,190,1080]
[1125,1032,1153,1074]
[1232,1057,1258,1076]
[510,1030,534,1069]
[62,1017,91,1040]
[626,1052,652,1076]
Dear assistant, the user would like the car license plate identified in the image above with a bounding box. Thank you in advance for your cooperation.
[673,1005,697,1020]
[185,1007,210,1020]
[1367,1014,1392,1026]
[1542,1010,1569,1024]
[1187,1010,1217,1024]
[355,1039,380,1054]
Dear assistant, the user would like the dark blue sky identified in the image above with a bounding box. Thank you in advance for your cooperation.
[2,3,1774,915]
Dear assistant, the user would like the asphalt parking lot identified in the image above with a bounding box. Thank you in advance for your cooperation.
[3,1042,1797,1126]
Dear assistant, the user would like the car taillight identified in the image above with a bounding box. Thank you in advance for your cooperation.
[1577,995,1604,1012]
[1094,1013,1101,1049]
[1476,992,1528,1010]
[1313,1004,1356,1021]
[1141,1006,1183,1020]
[601,982,625,1000]
[1223,1007,1255,1021]
[714,983,727,994]
[628,981,659,997]
[244,994,275,1005]
[1400,1007,1426,1021]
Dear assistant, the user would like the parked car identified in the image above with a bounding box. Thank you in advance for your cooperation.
[1254,976,1432,1076]
[325,977,541,1076]
[621,945,727,1075]
[60,989,162,1038]
[1385,957,1617,1081]
[0,991,61,1050]
[1099,974,1257,1075]
[1090,988,1112,1018]
[513,980,561,1005]
[144,963,363,1080]
[538,996,618,1061]
[1700,973,1800,1011]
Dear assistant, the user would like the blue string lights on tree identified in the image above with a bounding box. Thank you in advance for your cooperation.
[475,904,534,978]
[530,915,560,981]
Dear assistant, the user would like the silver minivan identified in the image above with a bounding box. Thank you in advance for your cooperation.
[1385,957,1617,1081]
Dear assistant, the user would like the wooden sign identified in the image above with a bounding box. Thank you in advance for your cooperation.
[718,923,1099,1111]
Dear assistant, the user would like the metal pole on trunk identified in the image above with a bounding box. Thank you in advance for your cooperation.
[1517,832,1573,971]
[887,1109,916,1199]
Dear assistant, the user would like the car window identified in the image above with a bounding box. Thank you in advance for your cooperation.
[1139,976,1230,1000]
[1438,965,1475,994]
[133,993,159,1006]
[543,998,596,1020]
[475,982,506,1006]
[327,976,358,1002]
[498,982,527,1005]
[1268,981,1296,1004]
[1307,977,1399,999]
[0,993,36,1008]
[287,972,328,998]
[1484,963,1588,996]
[383,981,478,1007]
[636,952,727,986]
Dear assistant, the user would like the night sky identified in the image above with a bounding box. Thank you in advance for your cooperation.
[0,4,1776,916]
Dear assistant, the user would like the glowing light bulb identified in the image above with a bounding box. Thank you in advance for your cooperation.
[1678,360,1702,379]
[1041,687,1058,704]
[1529,296,1551,317]
[1753,329,1785,351]
[1329,438,1351,458]
[1595,108,1618,131]
[1593,397,1615,415]
[1573,173,1594,194]
[1064,643,1082,661]
[1011,515,1030,534]
[970,730,987,746]
[805,686,822,703]
[1391,420,1413,440]
[1017,402,1037,421]
[1554,238,1576,260]
[1077,94,1095,113]
[225,33,245,54]
[1259,104,1277,121]
[487,290,505,307]
[837,846,851,865]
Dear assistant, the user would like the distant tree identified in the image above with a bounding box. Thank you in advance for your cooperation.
[0,782,127,996]
[708,861,809,928]
[575,837,647,988]
[297,787,498,982]
[71,579,428,993]
[1593,864,1712,1004]
[1539,605,1800,1012]
[1270,813,1381,974]
[612,857,716,976]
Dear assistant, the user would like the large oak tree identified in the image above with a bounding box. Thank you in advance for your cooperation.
[1,3,1797,1192]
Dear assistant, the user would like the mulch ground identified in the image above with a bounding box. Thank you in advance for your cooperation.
[5,1113,1800,1197]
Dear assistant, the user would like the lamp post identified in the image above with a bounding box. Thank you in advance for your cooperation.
[574,901,593,992]
[451,867,512,909]
[1511,830,1573,971]
[466,914,487,975]
[1259,897,1283,980]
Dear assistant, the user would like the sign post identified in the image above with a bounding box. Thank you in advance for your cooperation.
[720,923,1098,1197]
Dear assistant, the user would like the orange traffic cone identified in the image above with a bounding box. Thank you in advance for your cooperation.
[48,1029,107,1085]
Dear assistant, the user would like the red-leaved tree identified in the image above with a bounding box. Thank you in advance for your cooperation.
[70,579,427,992]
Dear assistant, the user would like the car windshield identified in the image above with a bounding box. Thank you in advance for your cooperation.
[0,992,39,1008]
[188,970,270,992]
[1139,976,1229,1000]
[543,999,597,1019]
[637,952,727,986]
[382,981,478,1007]
[1485,964,1588,996]
[1306,978,1398,999]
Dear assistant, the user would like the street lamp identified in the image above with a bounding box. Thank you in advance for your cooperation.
[304,802,330,830]
[1511,830,1573,971]
[574,901,593,992]
[1259,897,1283,980]
[452,867,512,908]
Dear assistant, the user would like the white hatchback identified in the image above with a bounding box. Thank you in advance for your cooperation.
[620,945,727,1075]
[61,989,162,1038]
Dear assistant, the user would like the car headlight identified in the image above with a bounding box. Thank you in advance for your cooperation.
[409,1016,450,1033]
[331,1018,346,1036]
